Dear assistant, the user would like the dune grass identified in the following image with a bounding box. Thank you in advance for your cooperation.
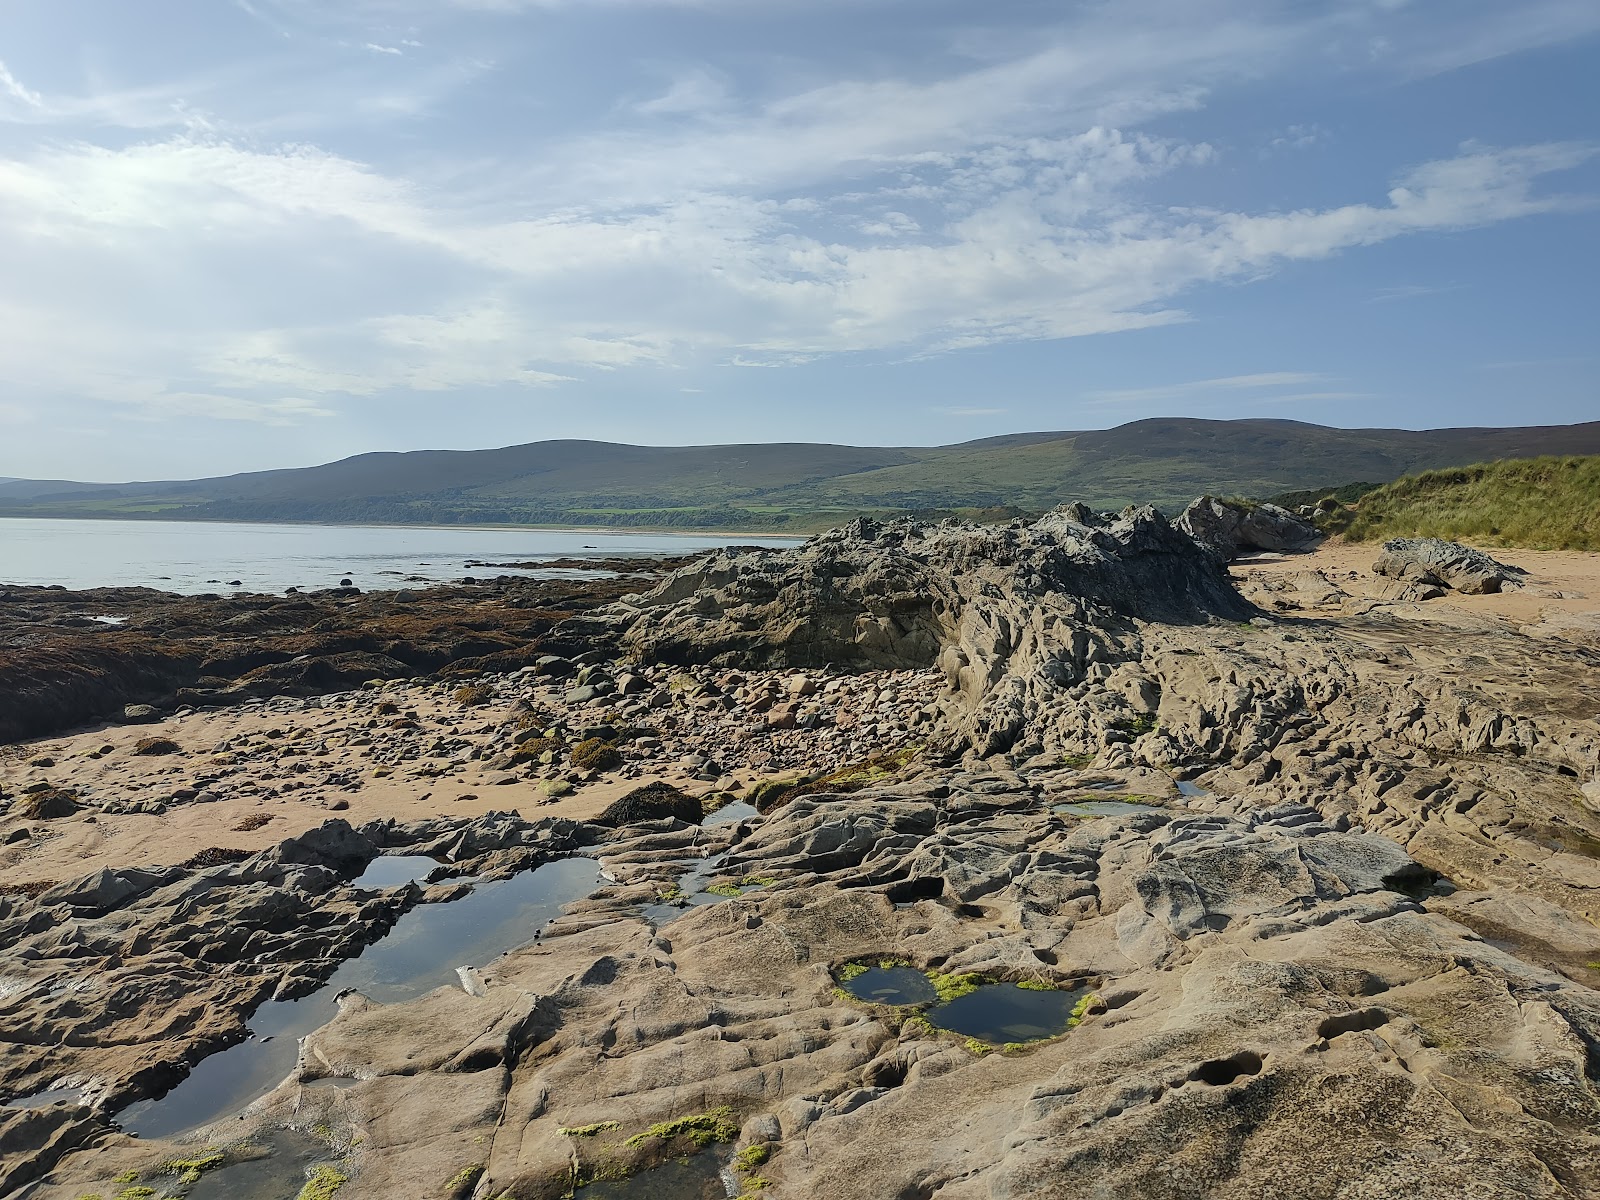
[1335,456,1600,551]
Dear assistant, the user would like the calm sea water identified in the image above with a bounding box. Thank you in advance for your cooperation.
[0,517,799,594]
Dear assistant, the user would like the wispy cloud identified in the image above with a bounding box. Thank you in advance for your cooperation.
[0,132,1589,413]
[0,0,1595,446]
[1369,283,1465,302]
[1087,372,1328,404]
[0,61,44,110]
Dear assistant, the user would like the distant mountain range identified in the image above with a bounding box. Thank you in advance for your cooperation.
[4,418,1598,531]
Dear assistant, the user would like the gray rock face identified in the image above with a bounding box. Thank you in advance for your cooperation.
[1372,537,1524,594]
[1176,496,1323,559]
[594,508,1255,756]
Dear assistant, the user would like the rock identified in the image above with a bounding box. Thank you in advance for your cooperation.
[122,704,161,724]
[1581,779,1600,815]
[1372,538,1524,594]
[595,781,701,826]
[11,787,78,820]
[579,506,1253,756]
[36,866,171,913]
[1366,577,1447,603]
[1176,496,1322,559]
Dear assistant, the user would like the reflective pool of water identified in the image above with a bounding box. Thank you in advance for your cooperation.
[184,1130,335,1200]
[929,984,1090,1044]
[118,856,599,1138]
[1053,800,1164,818]
[350,854,447,889]
[2,1087,86,1110]
[839,967,938,1007]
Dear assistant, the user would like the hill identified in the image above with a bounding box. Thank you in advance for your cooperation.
[3,418,1599,530]
[1333,456,1600,551]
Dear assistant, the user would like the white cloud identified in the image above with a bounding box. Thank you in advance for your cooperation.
[0,61,44,110]
[0,130,1589,415]
[634,69,730,117]
[0,0,1594,441]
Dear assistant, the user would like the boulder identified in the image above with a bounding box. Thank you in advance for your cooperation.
[596,781,701,827]
[11,788,79,820]
[1371,538,1524,594]
[1175,496,1322,559]
[36,866,177,913]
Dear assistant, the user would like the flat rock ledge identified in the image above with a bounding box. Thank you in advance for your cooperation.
[20,779,1600,1200]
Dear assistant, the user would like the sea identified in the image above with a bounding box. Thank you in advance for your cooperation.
[0,517,801,595]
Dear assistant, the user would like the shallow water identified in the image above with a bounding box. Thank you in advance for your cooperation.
[1053,800,1163,818]
[118,856,599,1138]
[702,801,759,828]
[0,517,799,594]
[2,1087,86,1110]
[580,1152,734,1199]
[930,984,1090,1044]
[840,967,938,1007]
[184,1129,333,1200]
[639,851,759,925]
[350,854,447,889]
[1175,780,1210,798]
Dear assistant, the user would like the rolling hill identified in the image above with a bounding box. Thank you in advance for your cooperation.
[3,418,1598,531]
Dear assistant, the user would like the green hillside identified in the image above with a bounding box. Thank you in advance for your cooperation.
[3,419,1598,531]
[1333,456,1600,551]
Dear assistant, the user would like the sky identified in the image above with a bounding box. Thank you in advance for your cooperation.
[0,0,1596,482]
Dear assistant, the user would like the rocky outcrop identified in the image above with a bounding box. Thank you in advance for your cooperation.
[599,508,1255,756]
[0,569,658,745]
[1176,496,1323,559]
[1372,537,1525,594]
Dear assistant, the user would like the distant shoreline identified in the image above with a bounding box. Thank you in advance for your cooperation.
[0,512,813,542]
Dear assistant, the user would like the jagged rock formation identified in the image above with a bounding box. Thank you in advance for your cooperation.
[600,519,1600,944]
[1176,495,1323,558]
[1373,536,1525,594]
[601,508,1255,756]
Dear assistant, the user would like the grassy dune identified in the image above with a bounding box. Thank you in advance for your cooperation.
[1337,456,1600,551]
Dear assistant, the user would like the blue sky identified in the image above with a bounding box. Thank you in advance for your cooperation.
[0,0,1595,481]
